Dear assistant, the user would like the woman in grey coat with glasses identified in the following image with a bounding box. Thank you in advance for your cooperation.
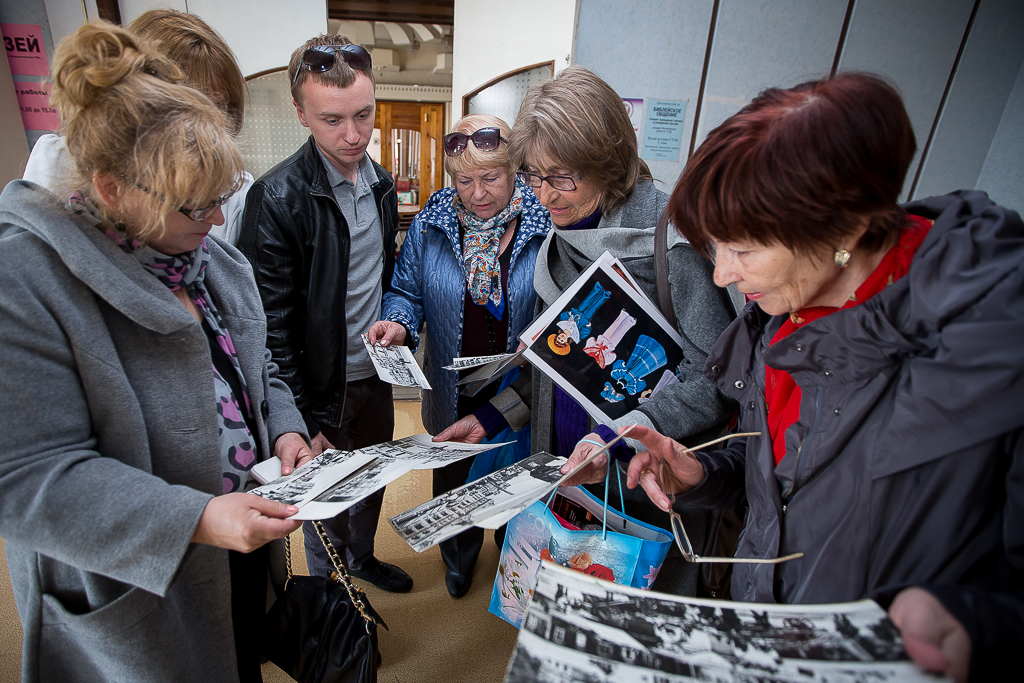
[0,23,312,682]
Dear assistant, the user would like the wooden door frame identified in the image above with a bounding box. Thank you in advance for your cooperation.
[374,100,445,203]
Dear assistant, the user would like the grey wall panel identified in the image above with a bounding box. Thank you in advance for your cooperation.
[575,0,715,188]
[695,0,848,143]
[913,0,1024,200]
[836,0,976,200]
[976,59,1024,212]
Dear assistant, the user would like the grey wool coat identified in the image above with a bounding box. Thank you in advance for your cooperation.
[0,181,306,682]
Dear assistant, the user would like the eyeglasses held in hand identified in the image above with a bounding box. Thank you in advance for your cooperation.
[516,171,579,192]
[117,173,242,222]
[655,435,803,565]
[292,44,372,86]
[443,127,507,157]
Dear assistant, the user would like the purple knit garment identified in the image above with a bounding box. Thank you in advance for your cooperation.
[554,385,592,460]
[560,206,602,231]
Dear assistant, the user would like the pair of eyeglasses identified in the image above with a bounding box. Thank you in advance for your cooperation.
[516,171,579,192]
[442,127,506,157]
[654,434,803,565]
[118,174,241,222]
[292,44,372,86]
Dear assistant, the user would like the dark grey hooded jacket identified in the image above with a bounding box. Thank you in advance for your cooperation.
[683,191,1024,680]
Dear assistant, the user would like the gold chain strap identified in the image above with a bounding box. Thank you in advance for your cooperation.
[313,520,375,631]
[284,533,294,583]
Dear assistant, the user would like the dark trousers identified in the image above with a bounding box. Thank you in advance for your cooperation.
[303,375,394,577]
[229,545,268,682]
[433,455,484,576]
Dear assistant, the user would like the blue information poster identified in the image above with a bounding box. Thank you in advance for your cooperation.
[641,99,687,161]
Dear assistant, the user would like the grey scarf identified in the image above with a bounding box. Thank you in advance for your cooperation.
[533,180,672,306]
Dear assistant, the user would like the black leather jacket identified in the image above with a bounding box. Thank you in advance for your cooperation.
[239,136,398,432]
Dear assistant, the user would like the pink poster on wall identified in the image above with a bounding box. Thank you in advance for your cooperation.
[15,81,60,131]
[2,23,50,77]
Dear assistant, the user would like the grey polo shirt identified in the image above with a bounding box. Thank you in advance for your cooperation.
[316,148,383,382]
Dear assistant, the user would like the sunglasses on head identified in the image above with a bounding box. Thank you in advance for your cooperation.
[442,127,507,157]
[292,44,372,86]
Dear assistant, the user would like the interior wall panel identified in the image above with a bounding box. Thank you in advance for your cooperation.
[695,0,848,144]
[836,0,976,200]
[575,0,715,188]
[912,0,1024,200]
[976,60,1024,211]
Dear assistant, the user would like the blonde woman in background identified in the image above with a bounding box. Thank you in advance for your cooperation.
[0,22,311,682]
[368,114,552,597]
[23,8,254,244]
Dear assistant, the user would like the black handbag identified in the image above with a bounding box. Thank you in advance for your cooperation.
[262,521,388,683]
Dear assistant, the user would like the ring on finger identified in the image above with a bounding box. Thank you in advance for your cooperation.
[640,468,654,478]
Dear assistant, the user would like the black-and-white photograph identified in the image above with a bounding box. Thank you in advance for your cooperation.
[362,333,432,389]
[250,448,376,506]
[252,433,507,520]
[444,353,515,370]
[504,563,946,683]
[390,452,567,552]
[455,349,528,397]
[359,433,505,468]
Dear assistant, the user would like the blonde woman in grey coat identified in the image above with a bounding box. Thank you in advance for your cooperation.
[0,23,313,682]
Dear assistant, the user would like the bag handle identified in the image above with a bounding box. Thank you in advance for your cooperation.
[654,207,678,329]
[600,459,627,540]
[283,523,376,632]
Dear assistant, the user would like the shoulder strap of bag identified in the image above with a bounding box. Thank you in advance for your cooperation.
[655,206,678,330]
[312,521,379,629]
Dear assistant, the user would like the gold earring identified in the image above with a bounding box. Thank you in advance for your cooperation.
[834,249,851,268]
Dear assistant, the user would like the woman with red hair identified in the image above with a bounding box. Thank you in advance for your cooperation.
[625,72,1024,682]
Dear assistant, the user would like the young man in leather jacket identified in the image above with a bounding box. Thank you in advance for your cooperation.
[239,34,411,593]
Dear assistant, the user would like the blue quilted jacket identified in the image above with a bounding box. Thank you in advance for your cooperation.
[382,182,552,434]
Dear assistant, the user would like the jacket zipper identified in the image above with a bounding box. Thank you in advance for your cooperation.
[782,386,822,501]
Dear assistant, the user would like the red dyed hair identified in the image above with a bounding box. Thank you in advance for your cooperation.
[670,72,916,258]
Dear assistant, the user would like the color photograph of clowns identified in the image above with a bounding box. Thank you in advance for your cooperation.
[521,253,686,424]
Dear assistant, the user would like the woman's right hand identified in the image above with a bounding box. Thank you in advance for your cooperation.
[559,432,610,486]
[191,493,301,553]
[367,320,407,346]
[625,425,706,511]
[433,414,487,444]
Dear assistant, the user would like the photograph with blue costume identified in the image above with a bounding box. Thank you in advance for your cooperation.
[367,113,552,598]
[549,281,611,352]
[522,251,687,426]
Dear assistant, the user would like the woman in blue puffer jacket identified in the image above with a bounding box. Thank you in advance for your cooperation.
[367,114,552,597]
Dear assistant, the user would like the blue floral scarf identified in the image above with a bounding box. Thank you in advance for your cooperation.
[455,185,522,319]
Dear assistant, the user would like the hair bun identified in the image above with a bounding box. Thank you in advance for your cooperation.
[51,20,179,115]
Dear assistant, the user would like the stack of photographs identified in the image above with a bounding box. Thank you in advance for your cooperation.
[250,433,508,520]
[389,452,568,552]
[505,562,947,683]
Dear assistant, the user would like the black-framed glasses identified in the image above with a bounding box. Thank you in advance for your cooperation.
[516,171,579,192]
[292,44,372,86]
[442,127,507,157]
[658,459,804,564]
[118,173,241,222]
